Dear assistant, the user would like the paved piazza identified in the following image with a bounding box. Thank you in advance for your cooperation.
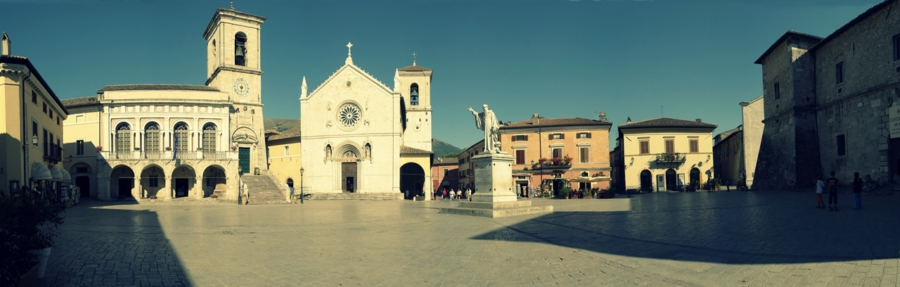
[41,190,900,286]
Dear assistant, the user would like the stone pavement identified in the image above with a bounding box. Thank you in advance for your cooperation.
[40,190,900,286]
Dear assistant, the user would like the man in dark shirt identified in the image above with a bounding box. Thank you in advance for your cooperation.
[826,171,840,211]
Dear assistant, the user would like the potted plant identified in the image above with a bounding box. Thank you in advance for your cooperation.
[560,186,572,199]
[231,145,237,151]
[0,191,65,286]
[96,145,103,152]
[551,157,562,166]
[165,146,172,151]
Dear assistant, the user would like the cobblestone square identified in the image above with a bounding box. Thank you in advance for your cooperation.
[41,190,900,286]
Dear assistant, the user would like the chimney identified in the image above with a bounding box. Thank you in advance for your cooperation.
[599,112,607,122]
[696,118,702,123]
[531,113,540,125]
[1,32,10,56]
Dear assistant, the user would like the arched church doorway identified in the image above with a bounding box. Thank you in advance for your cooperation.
[665,169,677,191]
[110,165,135,199]
[341,150,359,193]
[202,165,226,197]
[640,170,652,192]
[400,163,425,199]
[171,165,196,198]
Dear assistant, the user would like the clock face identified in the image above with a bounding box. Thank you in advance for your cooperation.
[233,78,250,96]
[337,104,361,128]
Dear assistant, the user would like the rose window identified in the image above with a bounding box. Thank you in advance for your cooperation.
[338,104,361,127]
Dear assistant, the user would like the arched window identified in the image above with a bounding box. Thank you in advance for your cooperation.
[145,123,160,153]
[115,123,131,153]
[211,39,216,56]
[202,123,216,154]
[235,32,247,66]
[409,83,419,106]
[173,123,189,153]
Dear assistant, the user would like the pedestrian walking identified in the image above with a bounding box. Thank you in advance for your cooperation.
[456,189,461,201]
[815,175,825,208]
[442,189,448,201]
[466,188,472,201]
[852,172,863,210]
[826,171,840,211]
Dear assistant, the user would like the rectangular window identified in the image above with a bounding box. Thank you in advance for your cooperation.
[515,150,525,164]
[577,132,591,139]
[284,146,290,156]
[31,91,37,103]
[639,141,649,154]
[32,121,37,138]
[580,147,589,163]
[894,34,900,61]
[42,102,47,113]
[512,135,527,141]
[43,129,48,156]
[149,175,159,187]
[56,117,60,126]
[837,134,846,156]
[76,140,84,155]
[49,109,53,119]
[665,139,674,154]
[774,82,780,100]
[689,140,698,153]
[444,169,449,176]
[552,148,562,159]
[836,62,844,84]
[549,133,564,140]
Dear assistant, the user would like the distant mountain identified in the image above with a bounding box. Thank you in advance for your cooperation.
[433,138,463,158]
[263,118,463,157]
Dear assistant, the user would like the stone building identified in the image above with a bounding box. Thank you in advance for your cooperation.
[612,117,717,192]
[299,46,433,200]
[754,0,900,189]
[0,32,69,196]
[713,125,743,186]
[431,157,458,194]
[499,113,612,196]
[740,96,764,188]
[265,127,301,196]
[456,140,484,191]
[61,6,275,201]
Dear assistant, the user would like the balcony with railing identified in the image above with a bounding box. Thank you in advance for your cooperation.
[101,150,237,161]
[44,144,62,163]
[654,153,685,164]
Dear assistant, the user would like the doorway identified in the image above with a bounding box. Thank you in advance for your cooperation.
[665,169,677,191]
[342,162,357,193]
[640,170,652,192]
[690,168,701,190]
[175,178,189,197]
[239,147,250,174]
[76,176,90,198]
[118,178,133,199]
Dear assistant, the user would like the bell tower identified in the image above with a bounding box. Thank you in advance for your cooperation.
[202,5,268,172]
[395,57,433,152]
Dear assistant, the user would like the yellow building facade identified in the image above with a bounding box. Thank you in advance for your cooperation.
[266,127,301,195]
[615,117,717,192]
[0,33,69,196]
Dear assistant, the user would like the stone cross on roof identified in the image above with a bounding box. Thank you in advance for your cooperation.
[345,42,353,65]
[412,51,417,66]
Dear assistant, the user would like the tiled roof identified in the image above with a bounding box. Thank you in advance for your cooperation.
[714,126,742,145]
[61,96,100,108]
[0,55,67,115]
[618,117,717,129]
[267,127,301,141]
[502,117,611,129]
[754,30,823,64]
[398,65,432,72]
[98,84,219,93]
[400,145,433,155]
[433,157,457,165]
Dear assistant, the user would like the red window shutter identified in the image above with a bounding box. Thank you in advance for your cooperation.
[524,135,528,141]
[511,136,516,142]
[549,134,553,140]
[586,133,591,139]
[560,134,565,139]
[516,150,525,164]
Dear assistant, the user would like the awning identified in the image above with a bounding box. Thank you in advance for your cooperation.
[567,176,612,183]
[31,162,52,180]
[61,169,71,183]
[48,165,62,181]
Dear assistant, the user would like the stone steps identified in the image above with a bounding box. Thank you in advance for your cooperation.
[240,175,288,204]
[308,193,404,201]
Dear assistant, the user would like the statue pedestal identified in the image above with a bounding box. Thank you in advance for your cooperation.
[440,152,552,218]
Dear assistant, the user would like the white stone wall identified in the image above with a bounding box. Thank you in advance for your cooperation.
[741,96,764,187]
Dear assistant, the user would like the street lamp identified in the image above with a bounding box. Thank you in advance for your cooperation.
[32,135,38,146]
[299,168,304,204]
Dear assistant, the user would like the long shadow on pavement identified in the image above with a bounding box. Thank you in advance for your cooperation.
[473,191,900,264]
[39,199,191,286]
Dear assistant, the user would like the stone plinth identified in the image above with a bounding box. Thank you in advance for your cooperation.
[440,152,552,218]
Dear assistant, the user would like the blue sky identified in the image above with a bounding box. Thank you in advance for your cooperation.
[0,0,880,149]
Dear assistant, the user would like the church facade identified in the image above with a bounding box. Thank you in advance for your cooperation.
[299,47,433,199]
[61,7,269,201]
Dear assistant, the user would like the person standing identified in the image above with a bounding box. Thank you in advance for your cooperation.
[815,175,825,208]
[466,188,472,201]
[852,172,863,210]
[826,171,840,211]
[456,189,461,201]
[442,189,447,201]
